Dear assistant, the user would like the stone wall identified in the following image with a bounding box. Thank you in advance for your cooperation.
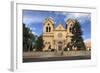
[23,51,91,58]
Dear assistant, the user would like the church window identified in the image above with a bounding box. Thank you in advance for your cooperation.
[48,23,50,25]
[70,24,73,27]
[48,42,50,44]
[69,27,72,33]
[49,27,51,32]
[46,27,48,32]
[58,33,62,38]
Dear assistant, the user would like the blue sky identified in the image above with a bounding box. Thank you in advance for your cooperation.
[23,10,91,41]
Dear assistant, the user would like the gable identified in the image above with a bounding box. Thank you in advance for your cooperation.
[55,24,65,30]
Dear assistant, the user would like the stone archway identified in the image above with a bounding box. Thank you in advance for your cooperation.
[56,41,64,55]
[58,41,63,51]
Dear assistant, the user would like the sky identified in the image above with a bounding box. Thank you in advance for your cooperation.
[22,10,91,41]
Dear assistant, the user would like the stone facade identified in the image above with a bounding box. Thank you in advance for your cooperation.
[43,17,75,51]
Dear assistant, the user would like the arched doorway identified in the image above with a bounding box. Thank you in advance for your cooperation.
[58,41,63,51]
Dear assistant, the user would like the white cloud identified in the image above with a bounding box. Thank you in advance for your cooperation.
[32,27,36,30]
[71,13,89,18]
[64,13,91,24]
[29,27,36,31]
[84,38,91,43]
[23,15,44,25]
[23,15,44,33]
[31,31,37,35]
[81,28,84,32]
[53,12,91,24]
[82,35,85,39]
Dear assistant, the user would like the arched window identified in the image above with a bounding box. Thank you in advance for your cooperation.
[48,23,50,26]
[48,42,50,44]
[46,27,48,32]
[69,27,72,33]
[49,27,51,32]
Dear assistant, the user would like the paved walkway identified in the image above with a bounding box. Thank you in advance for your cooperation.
[23,55,91,62]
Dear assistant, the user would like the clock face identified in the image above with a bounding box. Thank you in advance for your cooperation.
[58,33,62,38]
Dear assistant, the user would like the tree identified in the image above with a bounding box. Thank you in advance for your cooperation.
[23,23,36,51]
[71,19,86,50]
[35,35,44,51]
[67,42,73,50]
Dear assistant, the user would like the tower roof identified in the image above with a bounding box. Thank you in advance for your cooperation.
[44,17,54,25]
[66,18,75,25]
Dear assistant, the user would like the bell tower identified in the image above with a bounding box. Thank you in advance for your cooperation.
[66,18,75,35]
[43,17,54,51]
[65,18,76,50]
[43,17,54,33]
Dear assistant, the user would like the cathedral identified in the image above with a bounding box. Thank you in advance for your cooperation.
[42,17,76,51]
